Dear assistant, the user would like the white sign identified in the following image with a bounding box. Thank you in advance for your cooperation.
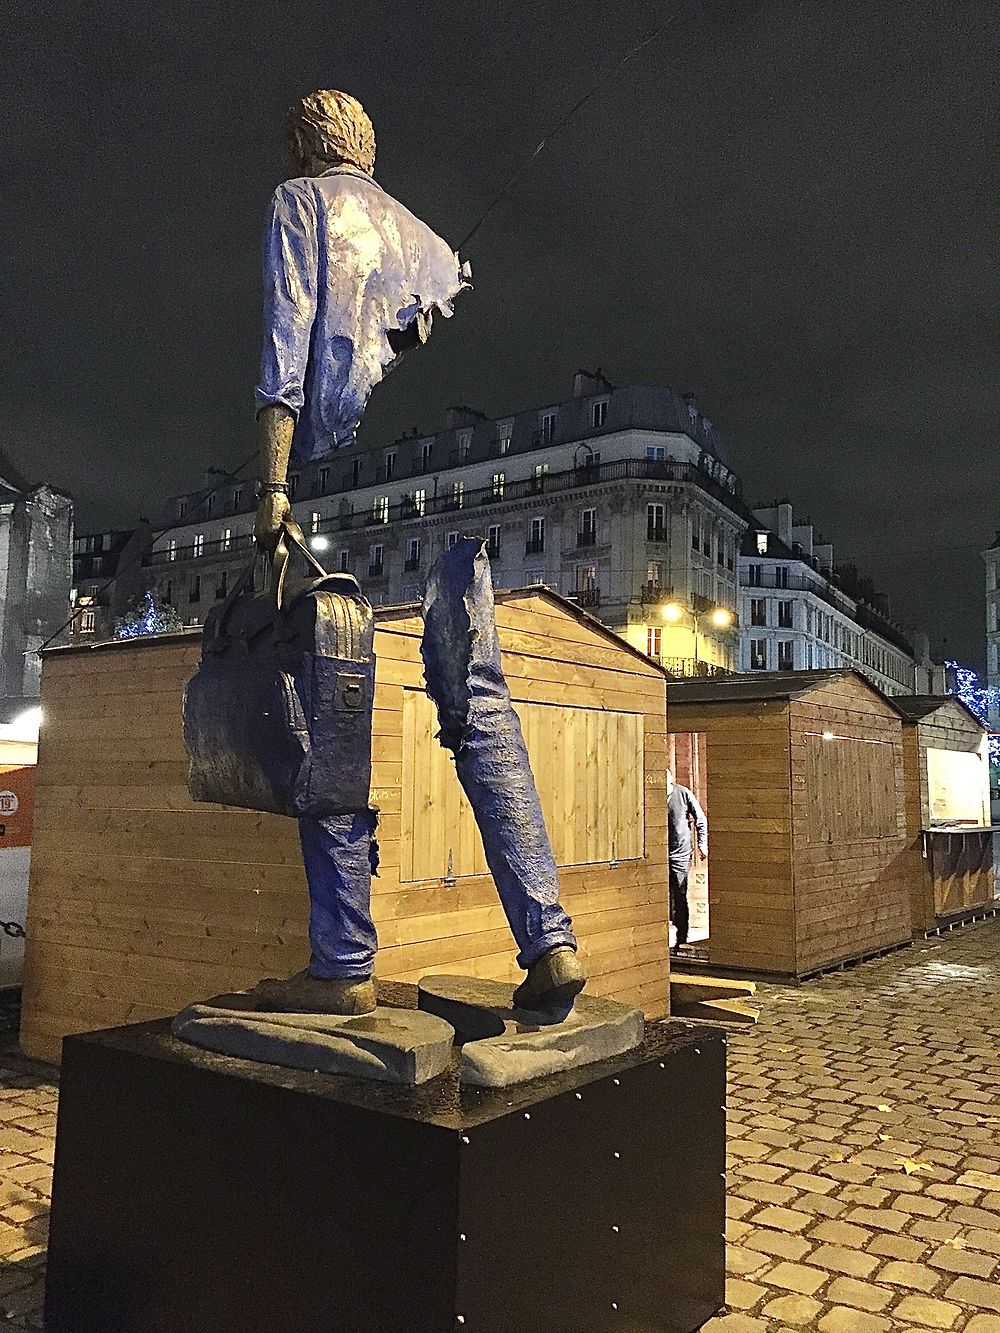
[0,792,19,817]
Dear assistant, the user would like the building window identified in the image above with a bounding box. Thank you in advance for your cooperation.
[756,532,768,555]
[527,516,545,554]
[646,626,662,658]
[578,508,597,546]
[450,480,465,509]
[319,467,330,493]
[778,601,793,629]
[373,495,389,524]
[205,494,214,517]
[577,564,597,591]
[592,399,608,428]
[646,562,662,593]
[421,440,433,470]
[405,537,421,571]
[351,459,362,487]
[337,549,350,572]
[703,524,711,558]
[178,499,188,519]
[539,411,556,444]
[289,474,299,498]
[446,532,459,550]
[413,488,426,517]
[167,539,177,562]
[79,607,96,634]
[775,566,789,589]
[777,640,794,671]
[492,472,505,499]
[691,514,701,551]
[751,598,766,626]
[487,524,501,559]
[216,570,229,599]
[233,487,243,510]
[457,431,472,462]
[750,639,767,670]
[646,445,666,462]
[385,450,397,480]
[307,512,320,534]
[647,503,666,542]
[531,462,549,492]
[746,564,762,587]
[726,535,735,571]
[190,576,201,604]
[193,534,205,558]
[497,422,513,454]
[526,569,545,586]
[222,528,233,550]
[368,544,384,577]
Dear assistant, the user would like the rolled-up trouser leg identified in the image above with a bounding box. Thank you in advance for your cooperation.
[422,538,577,970]
[298,810,378,980]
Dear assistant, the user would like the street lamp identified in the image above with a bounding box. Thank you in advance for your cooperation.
[659,599,734,667]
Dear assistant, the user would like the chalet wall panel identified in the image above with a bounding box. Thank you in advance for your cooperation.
[21,591,670,1063]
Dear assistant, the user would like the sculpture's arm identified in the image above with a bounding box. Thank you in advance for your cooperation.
[254,183,319,547]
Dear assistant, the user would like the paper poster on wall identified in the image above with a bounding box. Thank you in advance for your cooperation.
[925,746,990,826]
[0,765,34,989]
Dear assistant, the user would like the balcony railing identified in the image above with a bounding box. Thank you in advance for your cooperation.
[658,657,730,679]
[575,588,601,608]
[525,538,545,555]
[144,458,744,567]
[576,530,596,547]
[368,563,384,578]
[647,526,667,543]
[404,557,421,571]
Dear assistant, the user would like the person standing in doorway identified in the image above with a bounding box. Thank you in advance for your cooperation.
[667,768,708,948]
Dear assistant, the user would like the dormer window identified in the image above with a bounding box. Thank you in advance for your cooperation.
[458,430,472,462]
[756,533,769,555]
[592,399,608,428]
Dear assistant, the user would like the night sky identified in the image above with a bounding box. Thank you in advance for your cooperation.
[5,1,997,667]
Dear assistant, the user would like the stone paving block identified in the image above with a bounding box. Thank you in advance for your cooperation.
[838,1185,892,1207]
[927,1245,997,1278]
[742,1229,813,1262]
[701,1316,768,1333]
[892,1195,948,1219]
[753,1206,813,1234]
[866,1233,926,1262]
[761,1293,823,1324]
[909,1219,964,1243]
[738,1182,799,1206]
[891,1294,962,1328]
[783,1171,837,1195]
[843,1206,912,1231]
[792,1192,846,1218]
[818,1309,892,1333]
[964,1318,1000,1333]
[809,1218,874,1248]
[962,1228,1000,1257]
[951,1204,1000,1231]
[943,1275,1000,1312]
[724,1278,768,1310]
[825,1275,893,1312]
[763,1261,827,1296]
[876,1260,940,1292]
[726,1246,771,1277]
[808,1243,880,1278]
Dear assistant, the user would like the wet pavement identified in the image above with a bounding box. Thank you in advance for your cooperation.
[0,921,998,1329]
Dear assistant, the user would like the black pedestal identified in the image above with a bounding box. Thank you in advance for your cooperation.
[45,1004,726,1333]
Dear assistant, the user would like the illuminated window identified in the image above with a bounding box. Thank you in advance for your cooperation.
[193,534,205,558]
[492,472,505,499]
[646,626,661,657]
[750,640,767,670]
[592,399,608,428]
[373,496,389,524]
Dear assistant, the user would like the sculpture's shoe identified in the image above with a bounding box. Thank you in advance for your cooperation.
[249,969,376,1015]
[512,946,586,1013]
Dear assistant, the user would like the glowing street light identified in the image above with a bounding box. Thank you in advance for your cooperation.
[661,601,685,622]
[310,535,330,552]
[710,607,733,629]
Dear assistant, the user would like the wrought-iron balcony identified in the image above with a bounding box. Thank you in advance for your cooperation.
[576,530,597,547]
[525,537,545,555]
[575,588,601,608]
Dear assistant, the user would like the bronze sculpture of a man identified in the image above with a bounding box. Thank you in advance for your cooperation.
[236,90,584,1016]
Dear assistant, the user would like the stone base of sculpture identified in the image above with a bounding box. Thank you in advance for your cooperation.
[44,1004,726,1333]
[418,974,644,1087]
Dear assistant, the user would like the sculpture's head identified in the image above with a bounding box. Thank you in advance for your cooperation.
[287,89,376,178]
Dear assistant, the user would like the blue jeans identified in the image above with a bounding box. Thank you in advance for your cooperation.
[299,811,379,980]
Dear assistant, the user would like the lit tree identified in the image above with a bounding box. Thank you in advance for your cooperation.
[114,590,183,640]
[947,660,1000,766]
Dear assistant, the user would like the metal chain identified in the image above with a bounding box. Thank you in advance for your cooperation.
[0,922,25,939]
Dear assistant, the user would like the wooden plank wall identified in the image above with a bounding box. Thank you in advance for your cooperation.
[667,699,795,974]
[21,595,669,1062]
[789,677,910,973]
[903,704,995,929]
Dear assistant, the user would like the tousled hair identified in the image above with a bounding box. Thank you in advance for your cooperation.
[288,89,376,175]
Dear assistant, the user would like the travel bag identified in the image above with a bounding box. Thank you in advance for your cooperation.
[182,519,374,817]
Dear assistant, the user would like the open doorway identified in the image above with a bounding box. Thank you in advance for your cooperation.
[668,732,709,945]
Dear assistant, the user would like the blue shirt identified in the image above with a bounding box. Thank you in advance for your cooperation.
[255,166,466,463]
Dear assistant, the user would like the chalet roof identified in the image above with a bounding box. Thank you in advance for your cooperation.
[667,668,891,707]
[892,693,986,730]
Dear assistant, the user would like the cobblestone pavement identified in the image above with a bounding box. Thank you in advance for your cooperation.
[0,924,997,1329]
[707,920,1000,1333]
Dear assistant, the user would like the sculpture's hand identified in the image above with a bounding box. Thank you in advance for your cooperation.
[255,492,292,550]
